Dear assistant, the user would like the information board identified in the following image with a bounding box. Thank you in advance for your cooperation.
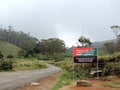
[73,47,97,63]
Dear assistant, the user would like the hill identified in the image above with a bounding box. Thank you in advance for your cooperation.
[0,40,21,57]
[92,39,117,49]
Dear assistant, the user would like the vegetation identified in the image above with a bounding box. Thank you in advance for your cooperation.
[103,41,115,54]
[0,58,47,71]
[0,59,14,71]
[102,81,120,88]
[1,25,120,90]
[0,40,21,57]
[0,26,38,53]
[110,25,120,39]
[14,59,47,71]
[78,36,92,47]
[52,72,73,90]
[34,38,66,55]
[50,57,90,89]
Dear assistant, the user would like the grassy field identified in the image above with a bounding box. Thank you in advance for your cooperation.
[0,40,21,57]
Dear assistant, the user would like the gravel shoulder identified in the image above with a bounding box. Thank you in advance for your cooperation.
[0,64,61,90]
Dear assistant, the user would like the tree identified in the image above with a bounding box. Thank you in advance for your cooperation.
[0,26,39,53]
[111,25,120,51]
[0,51,3,59]
[104,42,115,54]
[34,38,66,54]
[78,36,92,47]
[111,25,120,39]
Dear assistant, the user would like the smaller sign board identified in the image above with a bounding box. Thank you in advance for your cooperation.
[73,47,97,63]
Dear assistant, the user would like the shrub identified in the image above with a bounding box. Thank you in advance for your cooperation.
[0,51,3,59]
[7,55,14,59]
[102,62,120,76]
[0,59,14,71]
[18,50,26,58]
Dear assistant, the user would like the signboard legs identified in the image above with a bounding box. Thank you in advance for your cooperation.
[97,49,99,78]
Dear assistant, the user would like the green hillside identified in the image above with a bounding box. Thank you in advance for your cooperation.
[0,40,21,57]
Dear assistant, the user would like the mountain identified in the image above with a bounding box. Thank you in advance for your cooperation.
[0,40,21,57]
[92,39,117,49]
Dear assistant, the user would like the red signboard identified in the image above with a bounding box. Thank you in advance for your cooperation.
[73,47,97,63]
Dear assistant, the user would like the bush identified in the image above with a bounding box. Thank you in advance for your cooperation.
[99,52,120,62]
[102,62,120,76]
[18,50,26,58]
[7,55,14,59]
[0,59,14,71]
[0,51,3,59]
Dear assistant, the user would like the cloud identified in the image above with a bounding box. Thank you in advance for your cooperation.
[0,0,120,47]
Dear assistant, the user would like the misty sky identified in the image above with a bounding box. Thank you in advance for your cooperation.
[0,0,120,47]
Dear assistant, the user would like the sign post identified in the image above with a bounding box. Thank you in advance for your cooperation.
[73,47,98,77]
[73,47,97,63]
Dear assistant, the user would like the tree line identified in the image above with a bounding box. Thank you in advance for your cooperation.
[0,26,66,57]
[103,25,120,54]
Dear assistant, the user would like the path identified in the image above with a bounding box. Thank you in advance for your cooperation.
[0,64,61,90]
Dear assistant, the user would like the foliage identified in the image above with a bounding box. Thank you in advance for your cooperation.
[34,38,66,55]
[7,55,14,59]
[51,58,90,90]
[0,40,21,57]
[61,53,73,58]
[52,72,73,90]
[111,25,120,38]
[18,50,26,58]
[0,59,14,71]
[104,41,115,54]
[14,59,46,70]
[98,52,120,62]
[0,26,38,52]
[37,53,65,61]
[78,36,92,47]
[0,51,3,59]
[98,52,120,76]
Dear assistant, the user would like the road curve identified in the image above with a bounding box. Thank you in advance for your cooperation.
[0,64,61,90]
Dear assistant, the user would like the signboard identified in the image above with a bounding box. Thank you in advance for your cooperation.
[73,47,97,63]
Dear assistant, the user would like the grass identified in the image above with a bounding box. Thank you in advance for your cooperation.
[50,57,89,90]
[102,81,120,88]
[98,50,110,56]
[0,40,21,57]
[52,71,74,90]
[14,58,47,71]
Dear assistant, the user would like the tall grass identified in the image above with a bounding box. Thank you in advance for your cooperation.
[14,59,47,71]
[50,58,90,90]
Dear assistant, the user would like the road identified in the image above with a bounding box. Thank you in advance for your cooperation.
[0,64,61,90]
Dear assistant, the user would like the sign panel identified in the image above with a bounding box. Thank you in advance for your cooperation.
[73,47,97,63]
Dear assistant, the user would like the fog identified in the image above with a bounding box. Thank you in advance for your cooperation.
[0,0,120,47]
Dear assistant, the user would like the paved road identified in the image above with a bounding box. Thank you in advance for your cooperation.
[0,64,61,90]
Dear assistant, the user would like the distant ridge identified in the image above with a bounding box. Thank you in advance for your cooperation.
[92,39,117,49]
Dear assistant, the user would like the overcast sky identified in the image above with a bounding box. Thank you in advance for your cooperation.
[0,0,120,47]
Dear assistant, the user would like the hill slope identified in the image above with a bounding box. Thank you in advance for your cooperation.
[0,40,21,57]
[92,39,117,49]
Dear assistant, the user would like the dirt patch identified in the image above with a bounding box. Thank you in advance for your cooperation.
[60,76,120,90]
[17,72,61,90]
